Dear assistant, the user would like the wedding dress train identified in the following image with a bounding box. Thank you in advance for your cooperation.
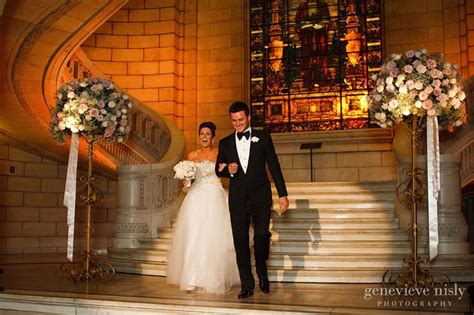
[167,160,240,293]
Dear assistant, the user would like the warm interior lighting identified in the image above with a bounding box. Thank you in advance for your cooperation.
[341,97,348,114]
[359,94,368,112]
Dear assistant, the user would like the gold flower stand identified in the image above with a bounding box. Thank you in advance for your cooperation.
[60,141,115,281]
[383,115,441,288]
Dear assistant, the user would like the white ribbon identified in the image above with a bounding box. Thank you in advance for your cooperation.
[426,116,440,261]
[64,133,79,261]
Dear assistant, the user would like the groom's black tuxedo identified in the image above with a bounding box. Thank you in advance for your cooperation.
[216,129,287,291]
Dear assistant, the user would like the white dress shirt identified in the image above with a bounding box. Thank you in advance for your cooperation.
[235,127,251,174]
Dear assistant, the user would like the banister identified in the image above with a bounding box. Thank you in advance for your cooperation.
[62,48,171,165]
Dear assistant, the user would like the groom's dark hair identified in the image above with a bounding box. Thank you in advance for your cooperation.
[229,101,250,117]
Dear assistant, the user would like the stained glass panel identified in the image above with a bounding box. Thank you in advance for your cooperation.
[249,0,382,132]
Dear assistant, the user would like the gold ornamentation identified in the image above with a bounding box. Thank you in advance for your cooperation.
[383,115,448,288]
[61,141,115,281]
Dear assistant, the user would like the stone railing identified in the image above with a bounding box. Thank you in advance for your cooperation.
[440,74,474,187]
[113,116,185,248]
[459,139,474,187]
[63,48,171,165]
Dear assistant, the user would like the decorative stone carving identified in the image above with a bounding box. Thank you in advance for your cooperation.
[115,223,150,235]
[113,163,183,248]
[395,154,470,255]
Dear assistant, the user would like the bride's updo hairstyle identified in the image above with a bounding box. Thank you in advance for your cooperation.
[199,121,216,137]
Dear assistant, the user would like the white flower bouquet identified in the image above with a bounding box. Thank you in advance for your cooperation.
[368,49,466,130]
[49,77,133,144]
[173,160,197,187]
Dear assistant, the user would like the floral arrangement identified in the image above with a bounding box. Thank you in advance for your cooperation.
[173,160,197,187]
[49,77,133,144]
[368,49,466,130]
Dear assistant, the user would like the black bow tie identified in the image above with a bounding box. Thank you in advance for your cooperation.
[237,130,250,140]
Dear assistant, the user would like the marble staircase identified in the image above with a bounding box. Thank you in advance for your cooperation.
[109,181,474,283]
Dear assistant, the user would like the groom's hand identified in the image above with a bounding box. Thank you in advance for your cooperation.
[218,163,227,172]
[277,196,289,215]
[228,162,239,175]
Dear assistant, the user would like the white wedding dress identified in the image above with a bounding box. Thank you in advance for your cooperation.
[166,160,240,293]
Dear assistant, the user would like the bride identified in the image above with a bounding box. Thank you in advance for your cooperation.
[167,121,240,293]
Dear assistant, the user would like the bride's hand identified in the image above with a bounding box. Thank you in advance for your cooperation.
[218,163,227,172]
[181,179,191,187]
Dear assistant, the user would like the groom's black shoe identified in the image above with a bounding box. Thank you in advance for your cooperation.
[237,289,254,299]
[259,277,270,294]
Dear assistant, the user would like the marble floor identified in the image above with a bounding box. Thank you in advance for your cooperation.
[0,254,472,314]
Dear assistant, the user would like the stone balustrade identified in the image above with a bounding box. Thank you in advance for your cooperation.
[113,115,185,249]
[113,163,183,248]
[62,48,185,250]
[458,137,474,187]
[63,49,171,165]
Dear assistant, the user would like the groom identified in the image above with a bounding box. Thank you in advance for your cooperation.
[216,101,289,299]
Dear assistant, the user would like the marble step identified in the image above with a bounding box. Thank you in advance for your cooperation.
[138,238,412,255]
[110,258,167,276]
[267,253,474,269]
[109,258,474,283]
[268,267,388,283]
[110,248,411,268]
[274,181,397,192]
[268,254,405,268]
[272,201,394,210]
[108,252,474,283]
[273,192,396,202]
[273,189,396,200]
[270,218,399,230]
[109,258,394,282]
[109,248,168,263]
[109,258,392,282]
[271,209,395,219]
[269,240,412,255]
[271,229,409,241]
[157,227,410,241]
[268,267,474,283]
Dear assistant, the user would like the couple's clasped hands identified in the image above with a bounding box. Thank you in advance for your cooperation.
[218,162,289,216]
[218,162,238,174]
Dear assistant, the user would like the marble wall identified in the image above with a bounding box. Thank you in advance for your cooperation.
[272,128,397,182]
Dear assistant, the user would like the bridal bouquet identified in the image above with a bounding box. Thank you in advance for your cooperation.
[173,160,197,187]
[49,77,133,144]
[368,48,466,129]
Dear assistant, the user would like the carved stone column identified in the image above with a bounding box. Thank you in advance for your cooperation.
[113,163,182,248]
[436,154,469,255]
[396,154,470,255]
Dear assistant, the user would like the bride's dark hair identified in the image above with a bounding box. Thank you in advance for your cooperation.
[199,121,216,137]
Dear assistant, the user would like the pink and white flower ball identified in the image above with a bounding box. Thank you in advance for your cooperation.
[50,77,133,144]
[368,49,466,130]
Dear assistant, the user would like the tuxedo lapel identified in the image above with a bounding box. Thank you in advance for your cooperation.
[246,131,259,174]
[228,134,240,165]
